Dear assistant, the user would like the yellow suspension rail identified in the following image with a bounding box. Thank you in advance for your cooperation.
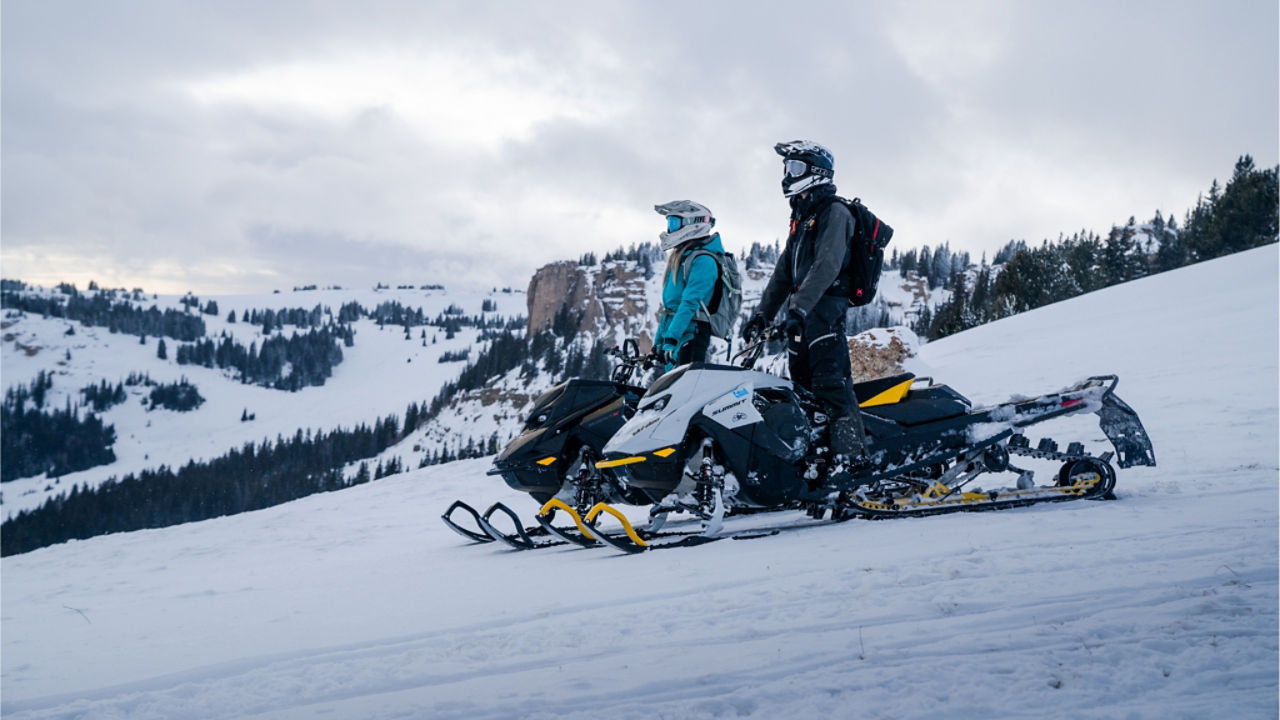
[537,498,597,541]
[585,502,649,548]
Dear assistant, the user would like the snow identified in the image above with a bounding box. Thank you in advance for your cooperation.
[1,286,527,518]
[3,245,1278,718]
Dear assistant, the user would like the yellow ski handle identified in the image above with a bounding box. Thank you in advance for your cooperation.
[537,498,597,541]
[584,502,649,548]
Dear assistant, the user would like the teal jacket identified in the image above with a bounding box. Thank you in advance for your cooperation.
[656,234,723,363]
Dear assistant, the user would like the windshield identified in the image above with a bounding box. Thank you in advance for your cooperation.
[645,366,688,398]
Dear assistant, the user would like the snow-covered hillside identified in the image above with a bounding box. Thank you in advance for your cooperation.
[2,245,1275,719]
[1,285,527,518]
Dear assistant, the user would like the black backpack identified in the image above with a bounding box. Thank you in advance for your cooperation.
[835,196,893,306]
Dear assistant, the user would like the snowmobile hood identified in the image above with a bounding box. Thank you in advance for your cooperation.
[600,363,791,463]
[493,425,554,467]
[523,379,631,431]
[493,378,640,471]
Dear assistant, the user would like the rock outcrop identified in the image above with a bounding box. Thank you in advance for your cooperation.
[526,260,654,350]
[847,326,919,382]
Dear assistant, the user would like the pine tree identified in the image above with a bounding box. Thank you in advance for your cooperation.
[157,339,167,360]
[899,248,917,277]
[930,243,951,289]
[912,305,933,339]
[353,462,371,485]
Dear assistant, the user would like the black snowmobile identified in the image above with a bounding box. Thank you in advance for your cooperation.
[441,339,661,549]
[580,326,1157,552]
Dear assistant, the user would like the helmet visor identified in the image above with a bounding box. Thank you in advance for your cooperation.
[783,158,808,178]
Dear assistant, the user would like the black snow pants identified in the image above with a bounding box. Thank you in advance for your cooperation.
[675,321,712,366]
[787,295,865,454]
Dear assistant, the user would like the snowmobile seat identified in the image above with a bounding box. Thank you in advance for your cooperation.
[854,373,916,407]
[862,383,971,426]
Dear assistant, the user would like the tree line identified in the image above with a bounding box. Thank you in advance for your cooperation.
[906,155,1277,341]
[2,371,117,483]
[175,326,350,391]
[1,288,206,341]
[1,412,411,555]
[892,242,973,292]
[415,433,503,468]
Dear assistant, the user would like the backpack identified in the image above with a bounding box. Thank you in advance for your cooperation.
[682,249,742,340]
[832,196,894,306]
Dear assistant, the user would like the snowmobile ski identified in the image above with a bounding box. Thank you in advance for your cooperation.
[441,500,495,544]
[474,501,571,550]
[448,499,606,551]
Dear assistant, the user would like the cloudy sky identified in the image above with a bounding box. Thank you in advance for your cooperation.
[3,0,1276,295]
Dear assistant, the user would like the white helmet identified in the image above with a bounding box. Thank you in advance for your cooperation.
[655,200,715,252]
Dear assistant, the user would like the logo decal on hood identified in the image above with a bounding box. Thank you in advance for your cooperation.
[704,384,764,430]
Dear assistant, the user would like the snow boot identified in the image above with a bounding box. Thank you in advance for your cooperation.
[830,413,869,464]
[825,413,872,492]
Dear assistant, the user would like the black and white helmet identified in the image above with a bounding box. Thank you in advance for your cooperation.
[775,140,834,197]
[655,200,715,252]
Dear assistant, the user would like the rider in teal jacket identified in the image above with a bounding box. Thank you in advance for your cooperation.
[654,200,722,372]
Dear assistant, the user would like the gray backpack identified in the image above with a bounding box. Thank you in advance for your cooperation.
[684,249,742,340]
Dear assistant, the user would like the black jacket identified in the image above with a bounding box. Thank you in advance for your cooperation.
[758,185,854,321]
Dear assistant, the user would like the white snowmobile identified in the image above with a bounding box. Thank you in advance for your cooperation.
[578,327,1156,552]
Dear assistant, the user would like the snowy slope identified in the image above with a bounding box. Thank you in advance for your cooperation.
[2,246,1277,719]
[1,286,527,518]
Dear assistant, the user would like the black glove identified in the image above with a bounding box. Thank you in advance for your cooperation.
[741,313,766,341]
[784,308,806,341]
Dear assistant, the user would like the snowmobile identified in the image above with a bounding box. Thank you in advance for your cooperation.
[580,326,1156,552]
[441,339,662,549]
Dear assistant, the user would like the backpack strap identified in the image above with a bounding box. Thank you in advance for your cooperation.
[800,195,853,267]
[804,194,843,224]
[683,248,725,316]
[659,246,716,325]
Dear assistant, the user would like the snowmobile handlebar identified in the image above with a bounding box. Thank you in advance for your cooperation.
[733,323,787,369]
[606,340,662,384]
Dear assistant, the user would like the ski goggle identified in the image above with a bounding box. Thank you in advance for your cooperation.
[665,215,711,232]
[783,158,809,178]
[783,158,833,179]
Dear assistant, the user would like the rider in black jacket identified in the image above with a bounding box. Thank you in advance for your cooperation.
[743,140,868,466]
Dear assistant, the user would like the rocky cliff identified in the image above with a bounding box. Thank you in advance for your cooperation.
[526,259,655,350]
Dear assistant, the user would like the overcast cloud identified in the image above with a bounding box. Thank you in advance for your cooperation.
[2,0,1276,294]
